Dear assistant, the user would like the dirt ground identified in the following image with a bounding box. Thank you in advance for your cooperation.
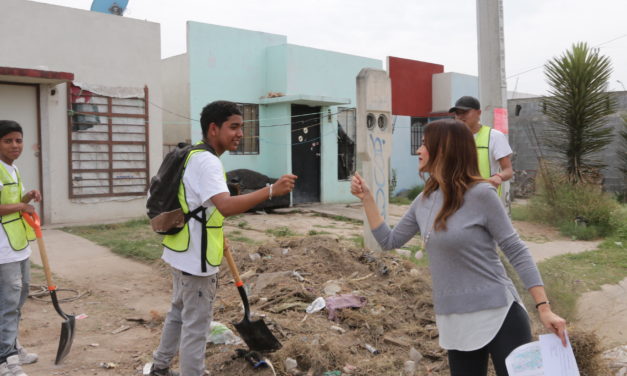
[17,206,621,376]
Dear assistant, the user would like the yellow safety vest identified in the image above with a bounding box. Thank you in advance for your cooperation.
[0,164,36,251]
[162,149,224,267]
[475,125,502,196]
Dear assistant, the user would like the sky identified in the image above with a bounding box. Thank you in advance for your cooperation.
[33,0,627,96]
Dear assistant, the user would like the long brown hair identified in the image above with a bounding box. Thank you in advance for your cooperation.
[420,119,484,230]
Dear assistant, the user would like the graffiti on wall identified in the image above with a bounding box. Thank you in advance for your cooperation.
[369,133,387,219]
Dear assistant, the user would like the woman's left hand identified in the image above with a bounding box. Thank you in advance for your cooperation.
[538,307,567,346]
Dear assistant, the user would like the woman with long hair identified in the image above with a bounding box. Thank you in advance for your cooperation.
[351,119,566,376]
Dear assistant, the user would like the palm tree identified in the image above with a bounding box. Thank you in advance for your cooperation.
[542,42,616,183]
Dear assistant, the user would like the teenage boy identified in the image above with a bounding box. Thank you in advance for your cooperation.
[0,120,41,376]
[149,101,297,376]
[449,96,513,192]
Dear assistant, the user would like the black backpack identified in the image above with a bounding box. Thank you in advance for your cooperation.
[147,142,217,235]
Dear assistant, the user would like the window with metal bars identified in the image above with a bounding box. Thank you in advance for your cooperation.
[410,117,428,155]
[231,103,259,154]
[337,108,356,180]
[67,85,149,198]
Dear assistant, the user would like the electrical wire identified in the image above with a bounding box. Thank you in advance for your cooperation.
[506,32,627,80]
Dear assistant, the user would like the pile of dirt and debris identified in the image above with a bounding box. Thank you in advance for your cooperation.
[202,235,444,376]
[136,234,612,376]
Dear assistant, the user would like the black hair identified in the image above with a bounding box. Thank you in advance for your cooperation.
[199,101,242,138]
[0,120,23,139]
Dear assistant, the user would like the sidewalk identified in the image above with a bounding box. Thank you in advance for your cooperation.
[29,228,171,315]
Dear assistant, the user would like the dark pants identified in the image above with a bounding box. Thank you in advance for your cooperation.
[448,302,532,376]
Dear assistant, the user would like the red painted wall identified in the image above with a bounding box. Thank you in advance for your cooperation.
[0,67,74,81]
[388,57,443,117]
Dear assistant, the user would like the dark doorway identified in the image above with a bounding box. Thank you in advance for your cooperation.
[291,104,321,204]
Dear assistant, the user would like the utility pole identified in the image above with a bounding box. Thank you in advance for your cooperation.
[477,0,510,207]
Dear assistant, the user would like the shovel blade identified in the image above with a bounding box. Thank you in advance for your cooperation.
[54,315,75,365]
[234,318,282,352]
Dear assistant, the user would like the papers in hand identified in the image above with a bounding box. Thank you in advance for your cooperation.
[505,333,580,376]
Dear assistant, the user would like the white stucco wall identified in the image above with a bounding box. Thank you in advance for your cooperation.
[0,0,162,224]
[161,54,190,146]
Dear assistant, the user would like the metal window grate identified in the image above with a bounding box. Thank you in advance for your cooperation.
[337,108,356,180]
[410,117,428,155]
[231,103,259,155]
[67,85,150,198]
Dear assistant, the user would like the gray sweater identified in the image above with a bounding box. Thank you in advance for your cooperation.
[372,182,543,315]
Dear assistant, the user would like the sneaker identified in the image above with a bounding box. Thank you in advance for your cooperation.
[6,355,28,376]
[149,364,179,376]
[0,362,12,376]
[16,345,38,365]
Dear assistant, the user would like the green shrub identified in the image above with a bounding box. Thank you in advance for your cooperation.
[609,205,627,241]
[558,222,602,240]
[406,185,424,200]
[529,168,620,238]
[389,196,411,205]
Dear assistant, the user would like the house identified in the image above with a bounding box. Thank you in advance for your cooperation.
[388,57,478,194]
[0,0,162,224]
[162,22,381,204]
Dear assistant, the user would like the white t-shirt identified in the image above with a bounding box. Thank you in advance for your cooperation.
[0,160,32,264]
[474,127,512,176]
[161,151,229,276]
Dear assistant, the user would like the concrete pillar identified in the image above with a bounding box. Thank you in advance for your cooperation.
[477,0,510,207]
[355,68,392,251]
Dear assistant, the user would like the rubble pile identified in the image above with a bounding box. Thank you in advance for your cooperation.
[206,236,445,375]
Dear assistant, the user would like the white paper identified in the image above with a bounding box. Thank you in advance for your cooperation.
[505,341,544,376]
[539,333,580,376]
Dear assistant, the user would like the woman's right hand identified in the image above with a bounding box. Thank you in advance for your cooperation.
[350,172,370,201]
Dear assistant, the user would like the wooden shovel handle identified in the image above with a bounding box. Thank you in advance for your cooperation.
[22,213,56,290]
[223,239,243,287]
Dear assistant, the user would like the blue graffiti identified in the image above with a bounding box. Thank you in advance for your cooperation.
[369,133,387,219]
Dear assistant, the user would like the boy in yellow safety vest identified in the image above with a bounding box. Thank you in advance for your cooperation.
[0,120,41,376]
[148,101,297,376]
[449,96,513,195]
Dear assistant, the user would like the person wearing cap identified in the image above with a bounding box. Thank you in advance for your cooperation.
[449,96,513,195]
[0,120,41,376]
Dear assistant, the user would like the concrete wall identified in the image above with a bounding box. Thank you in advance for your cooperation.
[432,72,479,114]
[161,54,190,145]
[1,0,162,224]
[508,93,627,195]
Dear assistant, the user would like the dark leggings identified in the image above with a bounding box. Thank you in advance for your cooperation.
[447,302,532,376]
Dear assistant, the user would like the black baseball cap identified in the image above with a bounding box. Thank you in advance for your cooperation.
[448,96,481,113]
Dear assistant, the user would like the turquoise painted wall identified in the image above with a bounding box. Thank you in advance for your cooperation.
[391,116,421,195]
[187,22,292,179]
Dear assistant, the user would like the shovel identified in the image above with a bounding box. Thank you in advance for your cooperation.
[223,240,281,352]
[22,212,75,365]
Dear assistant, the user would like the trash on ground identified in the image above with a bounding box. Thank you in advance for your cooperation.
[305,297,326,314]
[207,321,243,345]
[325,294,367,320]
